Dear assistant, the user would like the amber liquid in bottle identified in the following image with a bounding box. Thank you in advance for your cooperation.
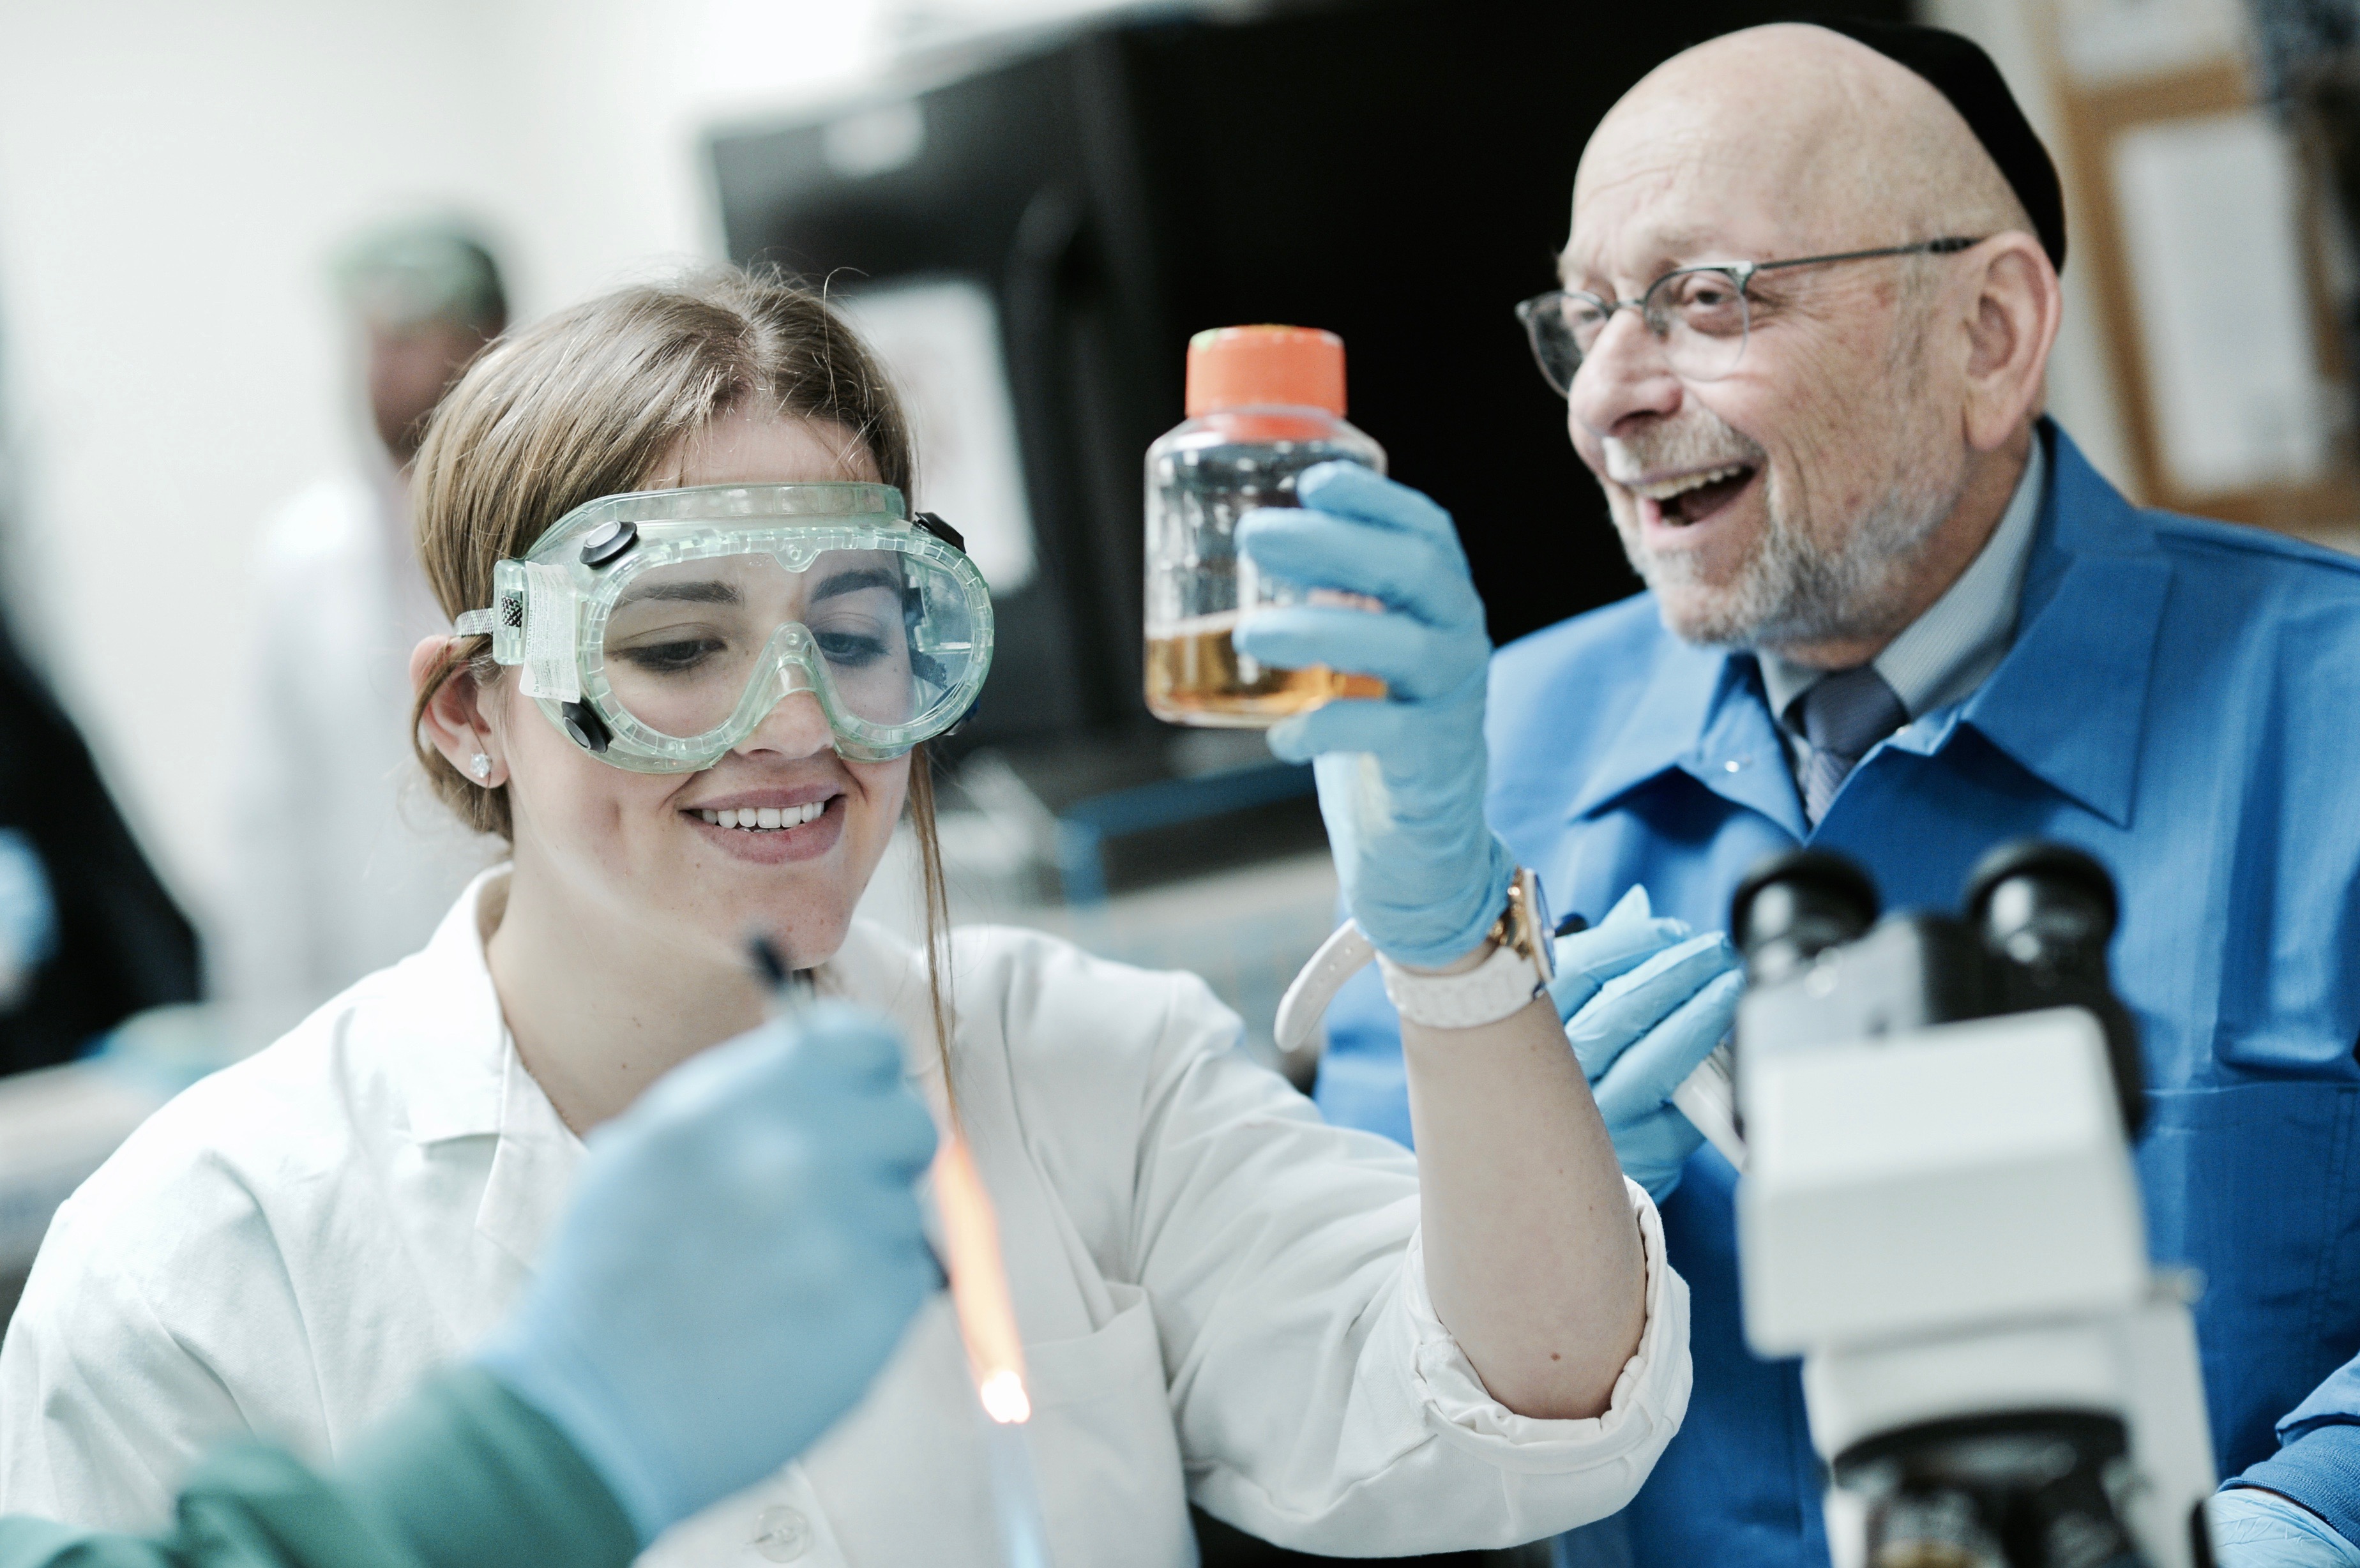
[1144,610,1386,727]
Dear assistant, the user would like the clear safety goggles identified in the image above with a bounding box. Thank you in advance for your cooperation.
[455,482,994,773]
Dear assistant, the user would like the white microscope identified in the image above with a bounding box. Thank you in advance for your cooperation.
[1728,841,2221,1568]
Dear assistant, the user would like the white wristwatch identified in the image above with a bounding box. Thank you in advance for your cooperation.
[1379,866,1556,1029]
[1275,868,1555,1045]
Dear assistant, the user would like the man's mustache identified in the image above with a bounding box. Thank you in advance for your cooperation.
[1601,416,1767,487]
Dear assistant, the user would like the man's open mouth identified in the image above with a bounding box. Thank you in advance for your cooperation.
[1629,463,1759,525]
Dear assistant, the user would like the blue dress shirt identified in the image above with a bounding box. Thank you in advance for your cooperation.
[1313,423,2360,1564]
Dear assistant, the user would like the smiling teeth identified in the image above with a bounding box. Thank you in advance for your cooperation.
[700,803,826,830]
[1630,464,1748,501]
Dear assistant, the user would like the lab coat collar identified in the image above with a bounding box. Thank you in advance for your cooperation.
[388,867,951,1271]
[368,867,584,1272]
[476,1037,584,1275]
[1562,422,2167,835]
[389,866,516,1145]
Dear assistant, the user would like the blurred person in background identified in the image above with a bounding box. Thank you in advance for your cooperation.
[218,220,506,1043]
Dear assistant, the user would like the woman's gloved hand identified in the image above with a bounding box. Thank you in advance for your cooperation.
[2211,1488,2360,1565]
[1233,463,1515,969]
[1558,897,1744,1202]
[475,1002,939,1544]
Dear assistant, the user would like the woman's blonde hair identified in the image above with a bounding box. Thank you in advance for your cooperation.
[409,266,955,1069]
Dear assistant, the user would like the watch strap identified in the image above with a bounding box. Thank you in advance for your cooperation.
[1378,941,1548,1031]
[1275,868,1556,1049]
[1275,921,1378,1053]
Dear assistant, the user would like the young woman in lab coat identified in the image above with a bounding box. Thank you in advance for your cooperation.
[0,272,1689,1566]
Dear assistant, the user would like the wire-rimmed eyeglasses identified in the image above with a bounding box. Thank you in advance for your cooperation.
[1513,237,1984,396]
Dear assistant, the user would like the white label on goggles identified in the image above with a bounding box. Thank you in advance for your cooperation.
[518,562,581,703]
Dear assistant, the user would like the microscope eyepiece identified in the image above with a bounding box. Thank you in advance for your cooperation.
[1965,840,2119,972]
[1730,848,1880,986]
[1963,840,2145,1141]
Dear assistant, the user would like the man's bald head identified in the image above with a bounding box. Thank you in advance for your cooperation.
[1568,24,2031,279]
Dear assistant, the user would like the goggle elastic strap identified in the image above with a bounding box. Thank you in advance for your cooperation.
[458,561,582,702]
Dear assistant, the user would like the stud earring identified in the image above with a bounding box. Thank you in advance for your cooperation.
[469,752,492,781]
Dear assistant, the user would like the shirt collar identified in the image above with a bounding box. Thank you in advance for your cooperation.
[1758,437,2046,725]
[1566,423,2166,832]
[1951,428,2167,827]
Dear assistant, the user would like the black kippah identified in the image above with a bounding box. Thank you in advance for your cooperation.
[1805,16,2068,270]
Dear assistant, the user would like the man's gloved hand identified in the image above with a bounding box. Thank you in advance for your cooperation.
[1233,463,1514,969]
[1554,889,1744,1201]
[2211,1488,2360,1565]
[1546,886,1696,1021]
[475,1002,939,1544]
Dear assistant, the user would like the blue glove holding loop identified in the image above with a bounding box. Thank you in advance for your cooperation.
[1234,463,1514,969]
[476,1001,939,1544]
[2211,1488,2360,1565]
[1555,894,1744,1201]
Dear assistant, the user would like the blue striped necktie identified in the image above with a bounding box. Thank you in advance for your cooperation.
[1790,665,1907,825]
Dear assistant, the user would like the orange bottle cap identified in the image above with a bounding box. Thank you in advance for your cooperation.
[1184,325,1347,418]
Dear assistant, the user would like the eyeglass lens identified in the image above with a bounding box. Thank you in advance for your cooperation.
[1519,269,1752,395]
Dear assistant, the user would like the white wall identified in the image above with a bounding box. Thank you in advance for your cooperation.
[0,0,903,933]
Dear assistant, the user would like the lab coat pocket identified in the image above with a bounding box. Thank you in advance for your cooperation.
[1022,1283,1195,1568]
[2138,1081,2360,1478]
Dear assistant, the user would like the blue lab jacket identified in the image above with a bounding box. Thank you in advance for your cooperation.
[1313,423,2360,1564]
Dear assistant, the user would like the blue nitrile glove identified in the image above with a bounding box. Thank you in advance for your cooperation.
[1233,464,1514,969]
[1563,928,1746,1201]
[2211,1489,2360,1566]
[1547,886,1697,1022]
[475,1002,939,1544]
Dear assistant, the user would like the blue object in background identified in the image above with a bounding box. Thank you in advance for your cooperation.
[1317,423,2360,1566]
[0,827,58,1009]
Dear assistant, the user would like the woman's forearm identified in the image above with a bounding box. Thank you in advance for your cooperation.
[1405,990,1647,1420]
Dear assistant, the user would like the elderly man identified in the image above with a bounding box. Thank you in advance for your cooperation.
[1237,19,2360,1568]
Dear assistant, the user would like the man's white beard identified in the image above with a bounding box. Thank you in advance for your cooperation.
[1608,405,1960,651]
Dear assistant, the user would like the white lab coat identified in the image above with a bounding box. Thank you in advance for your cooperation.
[0,870,1690,1565]
[216,471,495,1043]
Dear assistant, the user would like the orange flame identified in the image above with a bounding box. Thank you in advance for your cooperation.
[933,1135,1032,1424]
